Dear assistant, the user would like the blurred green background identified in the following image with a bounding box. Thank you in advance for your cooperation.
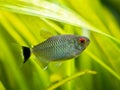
[0,0,120,90]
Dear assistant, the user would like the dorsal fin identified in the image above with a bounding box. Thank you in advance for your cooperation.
[40,28,55,39]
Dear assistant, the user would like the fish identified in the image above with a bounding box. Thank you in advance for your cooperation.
[22,34,90,68]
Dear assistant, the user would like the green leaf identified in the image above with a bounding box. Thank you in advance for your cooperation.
[0,81,6,90]
[46,70,96,90]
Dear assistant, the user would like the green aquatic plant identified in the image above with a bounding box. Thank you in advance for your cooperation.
[0,0,120,90]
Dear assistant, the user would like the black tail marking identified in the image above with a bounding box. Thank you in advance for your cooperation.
[22,46,31,63]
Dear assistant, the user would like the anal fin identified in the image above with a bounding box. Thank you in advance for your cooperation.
[33,55,49,70]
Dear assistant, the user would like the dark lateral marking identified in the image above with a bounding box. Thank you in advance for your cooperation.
[22,46,31,63]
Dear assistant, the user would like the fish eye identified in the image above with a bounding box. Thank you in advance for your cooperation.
[79,37,86,43]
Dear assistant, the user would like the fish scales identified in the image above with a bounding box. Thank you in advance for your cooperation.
[22,34,90,68]
[32,35,79,61]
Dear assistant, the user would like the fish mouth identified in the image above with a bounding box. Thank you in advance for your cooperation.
[83,37,90,47]
[87,38,90,44]
[86,38,90,46]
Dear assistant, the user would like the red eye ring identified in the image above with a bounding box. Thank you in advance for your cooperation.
[79,37,85,43]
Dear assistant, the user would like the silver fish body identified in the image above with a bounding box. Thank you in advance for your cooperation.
[32,35,90,63]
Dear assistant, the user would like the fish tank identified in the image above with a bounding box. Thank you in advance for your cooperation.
[0,0,120,90]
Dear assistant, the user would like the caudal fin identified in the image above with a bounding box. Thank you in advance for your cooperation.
[22,46,31,63]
